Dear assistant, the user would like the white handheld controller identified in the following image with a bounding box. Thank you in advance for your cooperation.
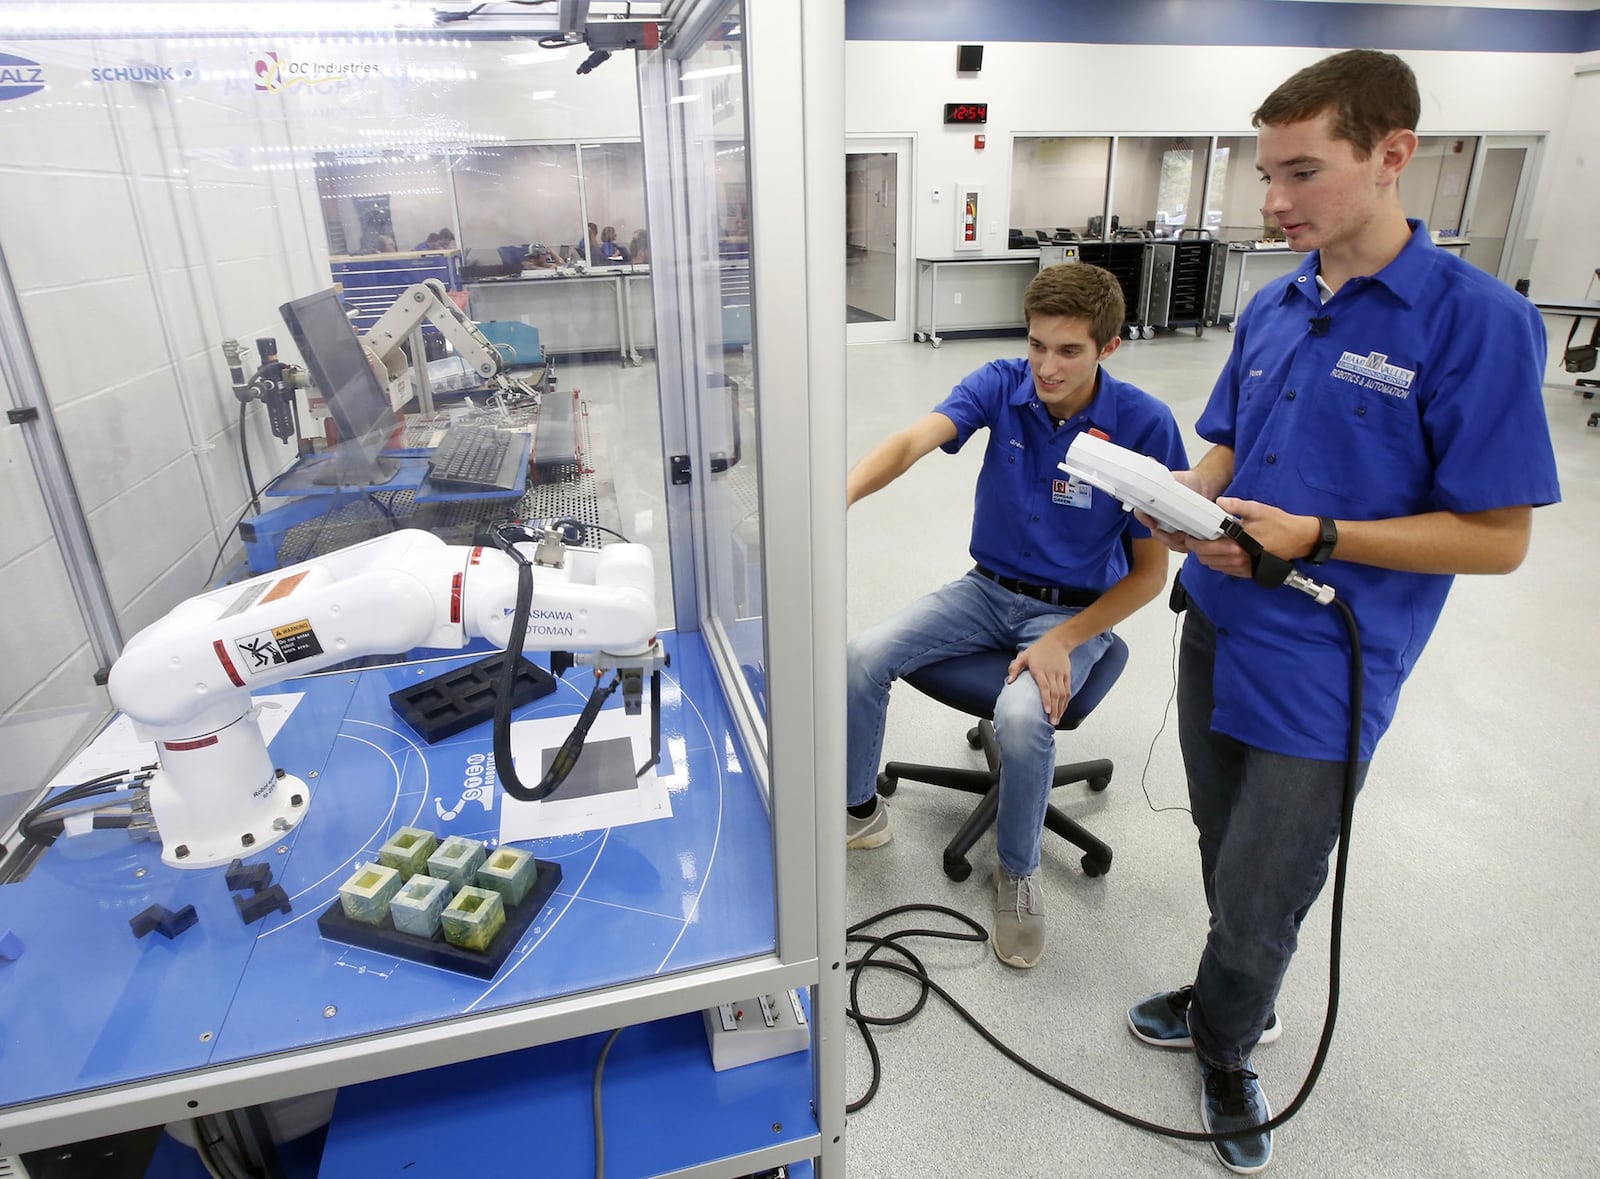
[1059,434,1229,539]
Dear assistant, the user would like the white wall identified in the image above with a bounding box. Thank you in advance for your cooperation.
[1527,55,1599,300]
[845,40,1586,283]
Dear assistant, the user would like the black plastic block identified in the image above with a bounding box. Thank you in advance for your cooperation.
[131,903,198,940]
[225,858,272,893]
[389,652,557,743]
[234,884,292,925]
[317,859,562,979]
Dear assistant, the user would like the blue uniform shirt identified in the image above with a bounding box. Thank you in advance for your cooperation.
[934,360,1188,593]
[1185,220,1561,760]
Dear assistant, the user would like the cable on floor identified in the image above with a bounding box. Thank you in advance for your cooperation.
[845,598,1364,1148]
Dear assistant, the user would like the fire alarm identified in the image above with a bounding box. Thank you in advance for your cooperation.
[974,134,986,150]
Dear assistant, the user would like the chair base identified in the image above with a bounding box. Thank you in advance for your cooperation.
[879,718,1113,882]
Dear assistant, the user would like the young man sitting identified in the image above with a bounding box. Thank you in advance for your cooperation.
[845,263,1187,968]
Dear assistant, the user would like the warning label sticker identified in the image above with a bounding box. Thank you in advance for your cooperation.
[234,619,324,676]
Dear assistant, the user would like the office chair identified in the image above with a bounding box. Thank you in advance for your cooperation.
[876,635,1127,882]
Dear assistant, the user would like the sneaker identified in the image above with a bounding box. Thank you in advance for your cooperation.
[846,796,892,849]
[1127,986,1281,1050]
[1198,1056,1273,1174]
[990,869,1045,968]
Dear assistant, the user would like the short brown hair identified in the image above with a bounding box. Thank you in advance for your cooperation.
[1023,263,1124,351]
[1253,49,1420,158]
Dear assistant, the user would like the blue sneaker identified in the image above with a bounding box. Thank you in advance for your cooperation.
[1197,1056,1272,1174]
[1127,985,1280,1050]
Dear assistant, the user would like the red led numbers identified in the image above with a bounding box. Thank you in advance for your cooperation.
[943,102,988,125]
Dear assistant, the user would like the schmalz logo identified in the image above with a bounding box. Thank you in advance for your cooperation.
[0,52,47,103]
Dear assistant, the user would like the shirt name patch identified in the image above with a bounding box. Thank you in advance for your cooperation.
[1332,350,1415,399]
[1052,477,1092,509]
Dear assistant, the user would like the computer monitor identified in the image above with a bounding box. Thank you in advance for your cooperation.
[278,288,400,486]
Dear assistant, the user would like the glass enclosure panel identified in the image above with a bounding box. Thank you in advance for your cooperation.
[1009,136,1110,243]
[1405,135,1477,237]
[0,366,108,835]
[1207,135,1271,242]
[1112,136,1208,237]
[846,150,897,323]
[581,142,649,264]
[677,4,767,706]
[315,150,455,255]
[454,143,582,268]
[0,25,672,782]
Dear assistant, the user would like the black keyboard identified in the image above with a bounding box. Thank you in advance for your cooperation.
[426,425,524,492]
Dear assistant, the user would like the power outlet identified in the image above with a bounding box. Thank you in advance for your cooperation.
[953,292,963,305]
[702,990,809,1072]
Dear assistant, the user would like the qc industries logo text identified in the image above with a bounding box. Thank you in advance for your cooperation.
[253,50,378,92]
[0,53,46,103]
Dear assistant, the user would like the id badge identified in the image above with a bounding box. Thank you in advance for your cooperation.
[1051,476,1093,509]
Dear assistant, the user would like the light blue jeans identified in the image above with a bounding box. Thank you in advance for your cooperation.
[847,570,1112,877]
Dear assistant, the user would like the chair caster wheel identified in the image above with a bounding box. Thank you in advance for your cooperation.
[1088,774,1111,792]
[876,772,898,797]
[965,725,983,749]
[1081,854,1111,878]
[943,853,973,882]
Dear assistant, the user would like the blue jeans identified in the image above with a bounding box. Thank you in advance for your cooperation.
[847,570,1112,877]
[1178,606,1370,1070]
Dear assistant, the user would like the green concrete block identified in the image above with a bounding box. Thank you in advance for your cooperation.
[389,873,451,938]
[476,846,540,909]
[378,826,438,881]
[338,862,403,925]
[440,885,505,952]
[426,836,486,891]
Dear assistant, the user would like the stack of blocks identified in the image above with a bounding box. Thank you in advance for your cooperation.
[336,829,540,952]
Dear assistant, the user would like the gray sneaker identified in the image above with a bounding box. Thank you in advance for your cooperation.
[991,869,1045,968]
[846,796,892,849]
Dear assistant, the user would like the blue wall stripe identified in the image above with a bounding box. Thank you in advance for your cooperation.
[846,1,1600,55]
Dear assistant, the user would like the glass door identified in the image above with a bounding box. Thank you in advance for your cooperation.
[1464,136,1540,283]
[846,137,912,343]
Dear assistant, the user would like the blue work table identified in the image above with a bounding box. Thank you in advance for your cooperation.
[0,631,791,1168]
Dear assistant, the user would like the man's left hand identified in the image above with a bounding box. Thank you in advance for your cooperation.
[1009,635,1075,725]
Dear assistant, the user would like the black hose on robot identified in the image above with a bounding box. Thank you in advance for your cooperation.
[488,522,622,804]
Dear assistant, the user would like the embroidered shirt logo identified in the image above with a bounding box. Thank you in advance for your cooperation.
[1332,350,1416,398]
[1008,438,1025,450]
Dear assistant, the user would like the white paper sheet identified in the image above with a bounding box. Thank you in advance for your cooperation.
[497,706,672,843]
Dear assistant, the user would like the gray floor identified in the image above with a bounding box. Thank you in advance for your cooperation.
[838,330,1600,1177]
[569,329,1598,1176]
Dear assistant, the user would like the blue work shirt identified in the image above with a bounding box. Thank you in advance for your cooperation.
[934,360,1188,593]
[1185,220,1561,761]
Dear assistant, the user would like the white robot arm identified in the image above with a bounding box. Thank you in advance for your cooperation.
[106,529,657,867]
[361,279,533,409]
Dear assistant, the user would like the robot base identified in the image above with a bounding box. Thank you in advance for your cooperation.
[149,767,310,869]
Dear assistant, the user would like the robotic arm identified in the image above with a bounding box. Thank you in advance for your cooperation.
[362,279,537,410]
[106,529,659,868]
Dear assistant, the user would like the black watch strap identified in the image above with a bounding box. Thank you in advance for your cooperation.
[1308,515,1338,565]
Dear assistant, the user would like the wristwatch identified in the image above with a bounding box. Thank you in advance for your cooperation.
[1308,515,1338,565]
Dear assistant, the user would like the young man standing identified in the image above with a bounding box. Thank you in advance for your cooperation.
[1126,51,1560,1173]
[846,263,1187,968]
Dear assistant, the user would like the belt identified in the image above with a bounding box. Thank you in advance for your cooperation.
[974,565,1100,608]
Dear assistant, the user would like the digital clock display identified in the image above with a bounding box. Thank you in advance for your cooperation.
[943,102,988,125]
